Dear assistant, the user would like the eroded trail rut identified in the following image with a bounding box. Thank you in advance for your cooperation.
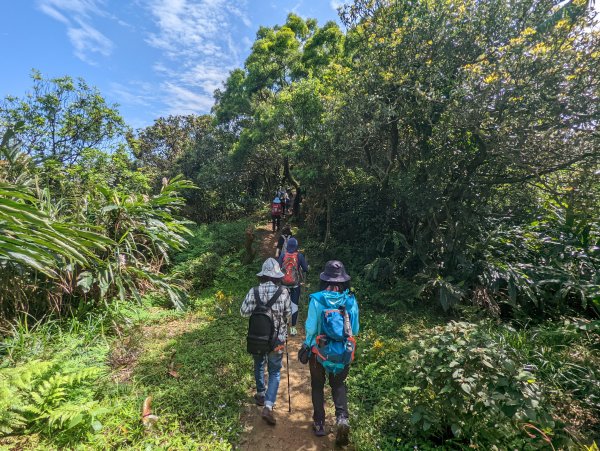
[238,222,347,450]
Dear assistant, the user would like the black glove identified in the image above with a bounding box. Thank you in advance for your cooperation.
[298,343,311,364]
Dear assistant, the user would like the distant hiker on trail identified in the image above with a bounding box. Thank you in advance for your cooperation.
[276,187,286,200]
[298,260,359,446]
[285,189,292,215]
[282,191,290,216]
[278,237,308,337]
[241,258,291,426]
[271,197,283,232]
[275,225,293,259]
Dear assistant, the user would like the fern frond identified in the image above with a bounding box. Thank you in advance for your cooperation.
[0,360,106,435]
[48,400,100,429]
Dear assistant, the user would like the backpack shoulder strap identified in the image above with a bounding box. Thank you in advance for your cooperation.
[265,286,283,309]
[253,287,262,305]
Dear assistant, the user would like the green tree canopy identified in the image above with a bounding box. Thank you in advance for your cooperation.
[0,71,126,165]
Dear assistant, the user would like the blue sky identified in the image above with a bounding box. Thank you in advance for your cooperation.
[2,1,350,129]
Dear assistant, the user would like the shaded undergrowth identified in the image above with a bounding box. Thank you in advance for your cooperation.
[0,219,258,450]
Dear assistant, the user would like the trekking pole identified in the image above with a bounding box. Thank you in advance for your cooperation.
[286,337,291,412]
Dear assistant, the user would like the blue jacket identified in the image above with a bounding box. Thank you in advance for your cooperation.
[304,289,359,348]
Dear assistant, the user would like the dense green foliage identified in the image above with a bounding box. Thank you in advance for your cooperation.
[0,71,126,165]
[0,221,257,449]
[0,81,194,320]
[349,310,600,449]
[208,0,600,317]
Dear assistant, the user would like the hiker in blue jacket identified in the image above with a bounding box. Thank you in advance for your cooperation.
[298,260,359,446]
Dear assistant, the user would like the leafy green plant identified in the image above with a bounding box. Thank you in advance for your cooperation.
[418,276,465,312]
[364,257,394,285]
[477,209,600,315]
[172,252,222,292]
[1,120,197,318]
[402,321,555,448]
[348,312,595,450]
[0,359,107,437]
[75,175,195,309]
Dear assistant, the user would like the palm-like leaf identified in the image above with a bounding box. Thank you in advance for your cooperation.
[1,122,196,315]
[0,182,111,278]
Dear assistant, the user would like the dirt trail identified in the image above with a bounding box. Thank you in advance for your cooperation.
[238,221,345,451]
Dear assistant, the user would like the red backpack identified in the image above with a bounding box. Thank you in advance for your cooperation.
[282,252,300,286]
[271,202,283,216]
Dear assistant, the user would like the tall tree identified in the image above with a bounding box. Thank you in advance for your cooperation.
[213,14,345,201]
[0,71,126,165]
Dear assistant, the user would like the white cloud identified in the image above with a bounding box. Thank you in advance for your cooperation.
[39,0,104,17]
[37,0,113,64]
[145,0,250,116]
[179,64,230,93]
[67,19,112,64]
[163,82,215,114]
[38,3,69,23]
[291,2,303,13]
[226,3,252,27]
[145,0,231,58]
[109,82,155,107]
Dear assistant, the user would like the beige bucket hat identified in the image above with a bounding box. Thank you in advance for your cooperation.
[256,257,285,278]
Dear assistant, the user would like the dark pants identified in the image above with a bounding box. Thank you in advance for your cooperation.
[290,285,301,326]
[309,355,349,423]
[272,215,281,232]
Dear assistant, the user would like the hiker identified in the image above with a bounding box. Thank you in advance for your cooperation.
[282,191,290,216]
[284,190,292,216]
[275,225,293,259]
[241,258,291,425]
[278,237,308,336]
[298,260,359,446]
[271,197,283,232]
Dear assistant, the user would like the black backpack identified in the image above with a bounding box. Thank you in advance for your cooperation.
[246,286,283,355]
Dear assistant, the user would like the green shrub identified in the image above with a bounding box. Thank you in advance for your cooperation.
[402,321,554,448]
[174,252,222,291]
[348,316,583,450]
[174,219,253,264]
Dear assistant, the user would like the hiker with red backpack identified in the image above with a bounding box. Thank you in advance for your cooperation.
[271,197,283,232]
[278,237,308,337]
[241,258,291,425]
[297,260,359,446]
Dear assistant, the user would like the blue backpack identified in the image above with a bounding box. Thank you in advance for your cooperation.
[311,298,356,374]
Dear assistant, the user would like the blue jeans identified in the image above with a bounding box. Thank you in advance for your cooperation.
[253,351,283,408]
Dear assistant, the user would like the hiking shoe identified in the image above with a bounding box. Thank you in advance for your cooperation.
[253,393,265,406]
[261,406,276,425]
[313,421,326,437]
[289,326,297,336]
[336,417,350,446]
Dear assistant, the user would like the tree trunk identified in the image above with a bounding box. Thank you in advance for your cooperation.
[283,156,299,189]
[284,155,302,217]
